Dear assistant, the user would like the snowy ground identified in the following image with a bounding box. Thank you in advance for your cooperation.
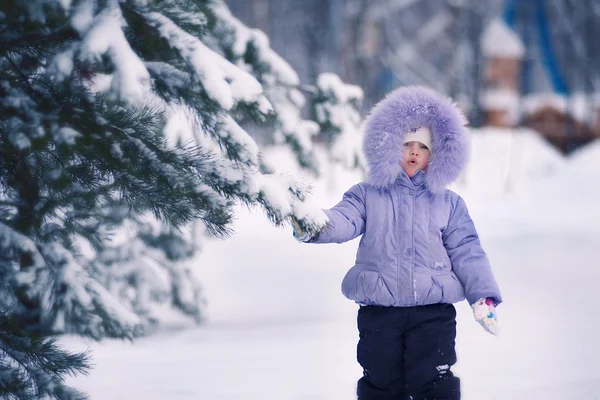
[67,132,600,399]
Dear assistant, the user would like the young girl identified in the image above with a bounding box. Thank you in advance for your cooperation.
[293,86,501,400]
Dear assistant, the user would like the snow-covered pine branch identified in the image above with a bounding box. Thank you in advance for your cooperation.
[313,73,365,170]
[2,0,332,339]
[1,0,335,395]
[0,307,91,400]
[210,0,323,172]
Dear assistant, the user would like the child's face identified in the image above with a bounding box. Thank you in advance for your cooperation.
[401,141,431,177]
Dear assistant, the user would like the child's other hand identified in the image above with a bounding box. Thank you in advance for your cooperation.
[291,217,310,242]
[471,297,498,335]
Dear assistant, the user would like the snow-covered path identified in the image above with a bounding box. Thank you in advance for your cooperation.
[67,212,600,400]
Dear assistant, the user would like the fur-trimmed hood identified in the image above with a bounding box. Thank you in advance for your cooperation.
[363,86,469,192]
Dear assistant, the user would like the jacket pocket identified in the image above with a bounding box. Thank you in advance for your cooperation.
[432,273,465,303]
[342,266,395,306]
[423,276,443,304]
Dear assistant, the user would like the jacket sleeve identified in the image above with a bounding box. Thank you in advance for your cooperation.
[443,195,502,305]
[310,183,366,244]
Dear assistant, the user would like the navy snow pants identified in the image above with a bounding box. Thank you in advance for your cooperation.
[356,303,460,400]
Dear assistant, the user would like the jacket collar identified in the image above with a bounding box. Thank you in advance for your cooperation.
[396,170,427,189]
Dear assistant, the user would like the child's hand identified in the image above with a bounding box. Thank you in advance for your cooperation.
[471,297,498,335]
[291,217,311,242]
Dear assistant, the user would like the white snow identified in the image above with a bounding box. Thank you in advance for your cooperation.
[58,0,72,11]
[145,12,267,111]
[219,115,259,165]
[522,92,592,123]
[30,241,143,336]
[65,130,600,399]
[481,90,597,126]
[78,8,151,104]
[251,29,300,86]
[481,18,525,58]
[56,127,81,145]
[70,0,94,33]
[88,73,113,93]
[8,132,32,150]
[51,48,75,79]
[479,89,519,111]
[0,222,45,272]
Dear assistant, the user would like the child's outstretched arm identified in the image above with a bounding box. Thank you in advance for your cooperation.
[295,183,366,244]
[442,195,502,306]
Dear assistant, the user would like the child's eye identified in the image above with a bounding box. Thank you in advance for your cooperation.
[420,144,429,150]
[403,142,411,147]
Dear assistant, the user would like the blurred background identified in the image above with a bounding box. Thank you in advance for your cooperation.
[226,0,600,154]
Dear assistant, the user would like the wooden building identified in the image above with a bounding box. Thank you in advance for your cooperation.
[480,19,600,154]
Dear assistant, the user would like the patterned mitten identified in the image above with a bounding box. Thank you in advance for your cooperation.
[472,297,498,335]
[291,218,311,242]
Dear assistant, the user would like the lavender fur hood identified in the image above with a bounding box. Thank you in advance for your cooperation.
[363,85,468,192]
[309,86,502,307]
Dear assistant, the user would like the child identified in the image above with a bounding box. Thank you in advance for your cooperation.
[293,86,501,400]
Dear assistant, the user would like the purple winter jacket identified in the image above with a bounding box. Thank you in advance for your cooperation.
[310,86,502,307]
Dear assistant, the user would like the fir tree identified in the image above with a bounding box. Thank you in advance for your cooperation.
[313,73,365,170]
[211,2,364,174]
[0,0,331,396]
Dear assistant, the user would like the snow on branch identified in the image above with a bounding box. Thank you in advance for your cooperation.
[211,0,300,87]
[210,0,320,170]
[144,11,268,111]
[0,0,336,347]
[257,173,328,231]
[77,7,151,104]
[0,222,45,270]
[35,242,142,339]
[160,104,322,225]
[314,73,365,170]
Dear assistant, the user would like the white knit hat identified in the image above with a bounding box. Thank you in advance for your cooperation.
[404,127,432,151]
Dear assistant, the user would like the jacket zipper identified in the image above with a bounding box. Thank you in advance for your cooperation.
[397,184,402,305]
[411,188,417,304]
